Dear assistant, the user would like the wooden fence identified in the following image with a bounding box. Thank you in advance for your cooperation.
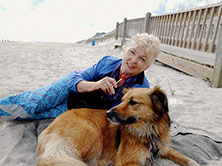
[115,2,222,88]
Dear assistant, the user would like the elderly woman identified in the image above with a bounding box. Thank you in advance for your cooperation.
[0,33,160,120]
[67,33,160,110]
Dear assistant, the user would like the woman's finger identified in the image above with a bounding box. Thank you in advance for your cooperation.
[100,85,107,93]
[107,78,117,88]
[104,81,115,95]
[97,77,117,95]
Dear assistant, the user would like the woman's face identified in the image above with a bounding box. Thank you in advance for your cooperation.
[120,47,150,78]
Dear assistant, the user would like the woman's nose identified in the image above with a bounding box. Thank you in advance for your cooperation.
[131,56,138,64]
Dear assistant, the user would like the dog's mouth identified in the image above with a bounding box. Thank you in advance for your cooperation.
[106,109,138,125]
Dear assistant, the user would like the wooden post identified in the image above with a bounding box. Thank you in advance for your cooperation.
[144,12,151,33]
[115,22,119,40]
[121,18,127,46]
[212,26,222,88]
[210,6,222,53]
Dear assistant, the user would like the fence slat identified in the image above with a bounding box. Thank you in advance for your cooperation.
[165,15,172,44]
[155,17,160,36]
[149,18,153,34]
[152,17,157,35]
[210,6,222,53]
[197,8,208,51]
[175,13,183,46]
[157,16,163,39]
[163,15,169,44]
[192,9,203,50]
[204,7,215,52]
[161,16,166,43]
[161,16,166,42]
[156,16,160,36]
[159,16,164,41]
[188,11,197,49]
[179,12,187,47]
[183,11,192,48]
[155,17,159,36]
[151,18,155,34]
[171,13,179,45]
[168,14,175,45]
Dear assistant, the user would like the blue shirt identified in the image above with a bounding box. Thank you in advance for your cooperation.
[68,56,150,93]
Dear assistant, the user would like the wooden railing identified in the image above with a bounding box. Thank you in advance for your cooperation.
[149,3,222,53]
[115,2,222,88]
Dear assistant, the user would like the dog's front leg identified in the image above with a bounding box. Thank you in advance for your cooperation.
[114,143,150,166]
[162,147,200,166]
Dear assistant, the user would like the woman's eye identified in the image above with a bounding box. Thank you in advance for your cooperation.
[141,58,145,62]
[130,50,135,55]
[129,99,138,106]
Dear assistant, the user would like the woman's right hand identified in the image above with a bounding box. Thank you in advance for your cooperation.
[94,77,117,95]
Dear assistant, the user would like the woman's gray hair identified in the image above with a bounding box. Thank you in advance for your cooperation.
[124,33,161,65]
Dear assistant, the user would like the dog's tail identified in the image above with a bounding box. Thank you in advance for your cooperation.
[37,156,88,166]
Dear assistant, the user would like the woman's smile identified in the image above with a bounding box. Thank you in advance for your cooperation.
[127,63,135,69]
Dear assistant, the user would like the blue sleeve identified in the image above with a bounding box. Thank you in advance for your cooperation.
[68,56,121,93]
[68,58,105,93]
[142,77,150,88]
[133,76,150,89]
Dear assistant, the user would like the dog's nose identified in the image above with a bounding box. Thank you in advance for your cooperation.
[106,109,115,119]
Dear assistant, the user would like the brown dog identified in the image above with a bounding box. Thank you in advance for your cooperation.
[37,87,200,166]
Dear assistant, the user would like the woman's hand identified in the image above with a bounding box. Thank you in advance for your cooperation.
[76,77,117,95]
[95,77,117,95]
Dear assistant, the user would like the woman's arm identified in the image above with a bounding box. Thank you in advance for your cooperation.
[68,56,121,94]
[77,77,117,95]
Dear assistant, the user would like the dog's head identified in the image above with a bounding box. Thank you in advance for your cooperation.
[106,86,170,126]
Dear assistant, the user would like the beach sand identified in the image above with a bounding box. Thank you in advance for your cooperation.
[0,40,222,165]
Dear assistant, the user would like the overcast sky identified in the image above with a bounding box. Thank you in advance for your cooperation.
[0,0,221,42]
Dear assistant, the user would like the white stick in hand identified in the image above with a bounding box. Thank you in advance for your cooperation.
[116,75,126,84]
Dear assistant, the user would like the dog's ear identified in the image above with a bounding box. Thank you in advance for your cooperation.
[150,86,169,116]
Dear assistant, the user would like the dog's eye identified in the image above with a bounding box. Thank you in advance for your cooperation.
[129,99,138,106]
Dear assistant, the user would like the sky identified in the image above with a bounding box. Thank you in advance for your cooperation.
[0,0,221,42]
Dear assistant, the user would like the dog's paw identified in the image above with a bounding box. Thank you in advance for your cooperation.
[188,159,200,166]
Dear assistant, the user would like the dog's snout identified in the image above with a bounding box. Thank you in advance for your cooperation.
[106,109,115,119]
[106,109,138,125]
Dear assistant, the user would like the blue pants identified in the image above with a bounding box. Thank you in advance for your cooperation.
[0,73,74,120]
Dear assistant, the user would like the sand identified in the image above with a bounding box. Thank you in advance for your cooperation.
[0,39,222,165]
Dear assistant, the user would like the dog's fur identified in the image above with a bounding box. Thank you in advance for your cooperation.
[37,87,199,166]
